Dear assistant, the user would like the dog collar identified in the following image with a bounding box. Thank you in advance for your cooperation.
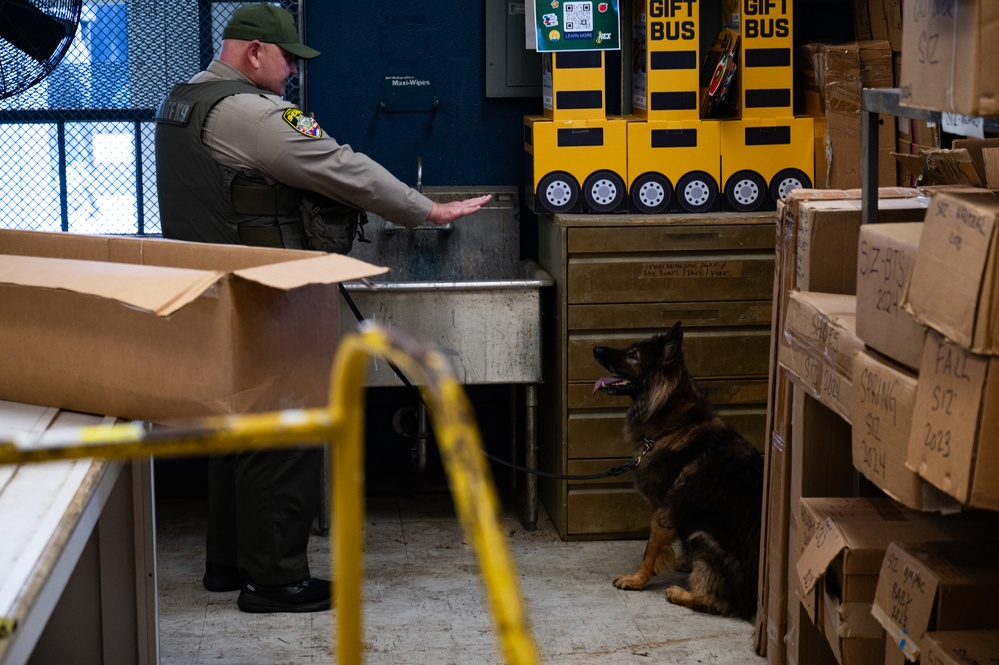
[635,438,655,465]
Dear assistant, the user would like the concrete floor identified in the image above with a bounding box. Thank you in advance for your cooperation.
[156,492,765,665]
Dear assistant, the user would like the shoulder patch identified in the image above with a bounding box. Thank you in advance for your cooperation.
[282,108,323,138]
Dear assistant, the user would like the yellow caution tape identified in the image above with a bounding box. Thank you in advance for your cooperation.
[0,324,539,665]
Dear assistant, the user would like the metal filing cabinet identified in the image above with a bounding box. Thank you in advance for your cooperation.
[537,212,776,539]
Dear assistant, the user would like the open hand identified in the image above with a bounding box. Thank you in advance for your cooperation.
[426,194,492,225]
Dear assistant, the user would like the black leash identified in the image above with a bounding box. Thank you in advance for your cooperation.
[338,284,640,481]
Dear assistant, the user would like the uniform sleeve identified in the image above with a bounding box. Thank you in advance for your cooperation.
[202,93,434,228]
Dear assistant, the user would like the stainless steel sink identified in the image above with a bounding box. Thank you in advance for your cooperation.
[339,186,553,386]
[338,185,552,529]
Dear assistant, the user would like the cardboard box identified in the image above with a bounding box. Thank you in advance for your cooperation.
[821,42,895,190]
[795,498,895,665]
[0,229,386,422]
[894,147,990,189]
[779,292,863,422]
[907,330,999,510]
[796,194,928,295]
[785,389,854,665]
[921,630,999,665]
[795,45,831,192]
[899,1,999,116]
[855,0,903,53]
[952,136,999,189]
[822,43,862,191]
[796,498,999,665]
[904,191,999,354]
[852,350,962,513]
[856,223,927,371]
[872,540,999,662]
[883,638,905,665]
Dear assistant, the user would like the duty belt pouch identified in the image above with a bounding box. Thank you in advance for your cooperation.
[300,193,368,255]
[230,173,307,249]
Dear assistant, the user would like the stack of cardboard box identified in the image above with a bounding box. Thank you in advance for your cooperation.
[797,41,896,190]
[795,497,998,665]
[763,186,999,665]
[902,191,999,511]
[894,2,999,189]
[757,186,929,665]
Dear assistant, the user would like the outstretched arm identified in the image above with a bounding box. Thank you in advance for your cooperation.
[426,194,492,225]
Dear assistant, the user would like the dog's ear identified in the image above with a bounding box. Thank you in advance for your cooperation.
[662,322,683,363]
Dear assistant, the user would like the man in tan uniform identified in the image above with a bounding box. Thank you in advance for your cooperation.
[155,3,488,613]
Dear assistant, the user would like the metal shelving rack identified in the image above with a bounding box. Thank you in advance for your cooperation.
[861,87,999,224]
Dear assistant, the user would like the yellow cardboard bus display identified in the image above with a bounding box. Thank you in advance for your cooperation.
[720,116,815,212]
[525,0,815,215]
[626,0,724,215]
[626,118,723,213]
[524,114,629,214]
[632,0,700,122]
[718,0,813,212]
[740,0,794,119]
[542,51,608,122]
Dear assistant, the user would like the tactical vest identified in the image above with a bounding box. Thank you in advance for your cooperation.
[154,80,306,249]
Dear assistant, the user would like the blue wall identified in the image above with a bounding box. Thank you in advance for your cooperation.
[304,3,539,189]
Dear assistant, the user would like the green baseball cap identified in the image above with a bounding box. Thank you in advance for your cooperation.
[223,3,320,59]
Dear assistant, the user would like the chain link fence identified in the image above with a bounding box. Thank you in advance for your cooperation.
[0,0,303,236]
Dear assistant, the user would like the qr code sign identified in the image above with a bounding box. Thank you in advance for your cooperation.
[563,2,592,32]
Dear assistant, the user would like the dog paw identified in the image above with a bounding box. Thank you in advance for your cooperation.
[613,574,647,590]
[665,585,690,606]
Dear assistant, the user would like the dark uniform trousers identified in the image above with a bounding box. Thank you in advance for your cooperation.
[207,447,321,586]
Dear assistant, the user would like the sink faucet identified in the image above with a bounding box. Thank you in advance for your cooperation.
[381,155,453,234]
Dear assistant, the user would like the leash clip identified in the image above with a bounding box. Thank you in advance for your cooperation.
[635,437,655,466]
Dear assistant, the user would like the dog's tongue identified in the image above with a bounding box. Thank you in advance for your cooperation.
[593,377,618,395]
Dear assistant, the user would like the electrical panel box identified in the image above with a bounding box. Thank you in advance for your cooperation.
[486,0,542,98]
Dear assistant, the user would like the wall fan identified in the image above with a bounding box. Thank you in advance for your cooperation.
[0,0,82,100]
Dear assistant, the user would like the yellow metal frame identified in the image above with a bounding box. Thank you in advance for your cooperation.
[0,324,540,665]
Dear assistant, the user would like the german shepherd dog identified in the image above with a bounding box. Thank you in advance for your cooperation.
[592,322,763,620]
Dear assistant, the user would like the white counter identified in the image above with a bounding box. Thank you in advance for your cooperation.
[0,401,157,665]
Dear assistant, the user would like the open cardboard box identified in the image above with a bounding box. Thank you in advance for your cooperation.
[0,229,387,422]
[872,540,999,662]
[795,498,999,665]
[904,190,999,354]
